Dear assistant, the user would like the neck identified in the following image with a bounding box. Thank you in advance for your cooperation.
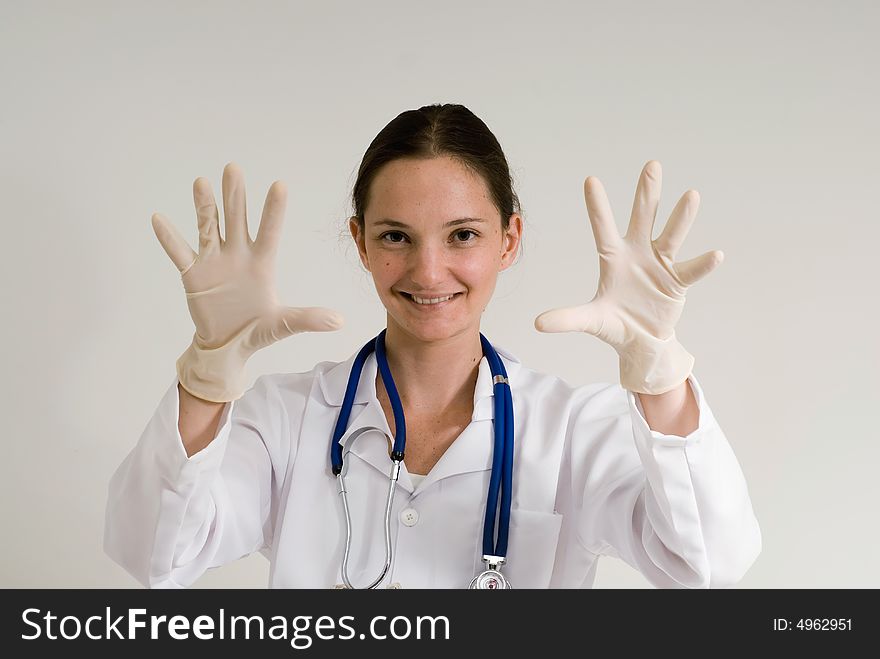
[377,321,483,414]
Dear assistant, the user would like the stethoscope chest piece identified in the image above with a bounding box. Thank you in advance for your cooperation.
[469,569,511,590]
[468,555,512,589]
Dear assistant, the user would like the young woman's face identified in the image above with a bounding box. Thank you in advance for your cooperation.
[350,156,522,345]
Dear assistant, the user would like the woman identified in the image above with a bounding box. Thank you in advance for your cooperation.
[104,103,761,589]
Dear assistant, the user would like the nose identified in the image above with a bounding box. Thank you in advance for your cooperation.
[408,242,446,290]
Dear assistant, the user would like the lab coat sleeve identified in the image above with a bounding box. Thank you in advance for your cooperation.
[571,374,762,588]
[104,374,288,588]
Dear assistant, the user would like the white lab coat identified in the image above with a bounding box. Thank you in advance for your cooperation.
[104,344,761,589]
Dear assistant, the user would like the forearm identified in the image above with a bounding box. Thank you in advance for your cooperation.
[636,379,699,436]
[178,383,227,457]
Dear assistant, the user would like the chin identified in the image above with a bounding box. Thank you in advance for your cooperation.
[387,315,472,344]
[399,324,463,343]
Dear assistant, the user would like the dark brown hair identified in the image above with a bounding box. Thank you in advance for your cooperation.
[350,103,522,232]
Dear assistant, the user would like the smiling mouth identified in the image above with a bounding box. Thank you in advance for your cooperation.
[399,292,463,306]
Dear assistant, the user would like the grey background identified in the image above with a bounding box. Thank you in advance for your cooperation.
[1,0,877,588]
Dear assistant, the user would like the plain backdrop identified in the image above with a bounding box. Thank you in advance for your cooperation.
[1,0,877,588]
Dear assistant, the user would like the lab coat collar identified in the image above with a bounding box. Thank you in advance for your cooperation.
[316,338,522,423]
[316,338,521,493]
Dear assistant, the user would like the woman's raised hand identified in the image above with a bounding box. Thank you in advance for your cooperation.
[152,162,344,402]
[534,161,723,394]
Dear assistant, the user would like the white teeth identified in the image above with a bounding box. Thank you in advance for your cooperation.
[411,293,455,305]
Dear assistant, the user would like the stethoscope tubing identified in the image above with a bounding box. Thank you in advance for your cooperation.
[481,333,513,558]
[337,459,400,589]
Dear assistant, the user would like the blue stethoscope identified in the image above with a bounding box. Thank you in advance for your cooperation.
[330,329,514,589]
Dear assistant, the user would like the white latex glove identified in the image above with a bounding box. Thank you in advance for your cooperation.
[534,160,723,395]
[151,162,344,403]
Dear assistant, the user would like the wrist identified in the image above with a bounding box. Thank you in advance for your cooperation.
[176,335,250,403]
[617,332,694,395]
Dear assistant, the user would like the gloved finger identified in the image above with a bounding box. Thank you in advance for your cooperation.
[221,161,250,247]
[583,176,621,255]
[534,302,603,335]
[654,189,700,259]
[675,249,724,286]
[192,176,222,252]
[151,212,198,274]
[279,307,345,335]
[254,180,288,262]
[624,160,662,245]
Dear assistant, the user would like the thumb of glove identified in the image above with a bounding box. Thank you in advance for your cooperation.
[274,306,345,339]
[534,301,606,337]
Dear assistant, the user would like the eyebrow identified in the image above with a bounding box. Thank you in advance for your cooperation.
[374,217,488,229]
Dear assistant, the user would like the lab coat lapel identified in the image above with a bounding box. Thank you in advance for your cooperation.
[412,355,499,494]
[337,403,396,480]
[412,421,494,494]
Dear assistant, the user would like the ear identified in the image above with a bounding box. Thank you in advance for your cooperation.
[349,216,371,272]
[499,213,523,271]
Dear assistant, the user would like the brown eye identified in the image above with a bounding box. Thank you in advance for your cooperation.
[453,229,478,242]
[380,231,407,243]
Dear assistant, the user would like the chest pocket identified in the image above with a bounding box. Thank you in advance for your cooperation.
[476,508,564,589]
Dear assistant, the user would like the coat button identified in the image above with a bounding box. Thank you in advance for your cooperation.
[399,507,420,526]
[386,582,402,589]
